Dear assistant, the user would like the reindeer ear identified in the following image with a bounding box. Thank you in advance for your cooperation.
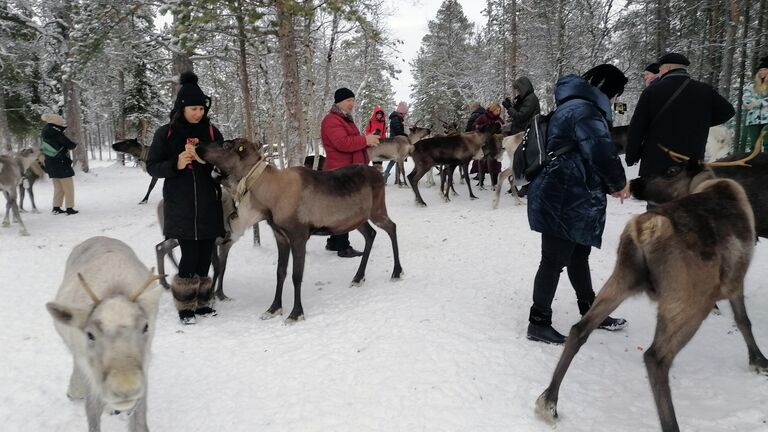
[46,302,90,329]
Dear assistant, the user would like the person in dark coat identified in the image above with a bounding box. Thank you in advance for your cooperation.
[320,87,380,257]
[526,64,630,345]
[502,76,541,135]
[384,101,409,182]
[642,62,660,87]
[472,103,503,186]
[626,52,735,180]
[40,113,79,215]
[146,71,225,325]
[465,102,485,133]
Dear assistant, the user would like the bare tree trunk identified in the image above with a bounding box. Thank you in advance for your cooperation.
[734,0,751,151]
[234,0,255,143]
[63,79,87,172]
[509,0,518,82]
[276,0,307,167]
[719,0,740,98]
[97,122,103,161]
[0,91,11,153]
[301,1,316,155]
[115,69,126,165]
[654,0,670,56]
[755,0,767,67]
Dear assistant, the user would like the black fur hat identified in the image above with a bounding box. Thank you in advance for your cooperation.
[334,87,355,103]
[757,56,768,73]
[582,64,629,99]
[644,63,660,74]
[173,71,211,113]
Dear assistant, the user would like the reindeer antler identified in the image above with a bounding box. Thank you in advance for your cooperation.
[129,267,164,302]
[658,129,766,167]
[77,273,101,304]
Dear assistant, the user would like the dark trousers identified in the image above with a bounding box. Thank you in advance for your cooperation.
[530,233,596,325]
[326,233,351,251]
[178,238,215,278]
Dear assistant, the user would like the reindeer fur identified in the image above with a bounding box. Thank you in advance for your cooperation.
[197,138,402,322]
[112,139,157,205]
[0,154,29,235]
[46,237,162,432]
[536,163,768,432]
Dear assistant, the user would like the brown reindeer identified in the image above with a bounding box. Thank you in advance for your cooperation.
[535,151,768,432]
[15,148,46,213]
[112,139,157,205]
[368,126,431,187]
[407,126,499,206]
[0,150,37,236]
[196,138,402,322]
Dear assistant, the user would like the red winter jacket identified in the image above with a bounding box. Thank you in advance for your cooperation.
[364,107,387,138]
[321,107,370,170]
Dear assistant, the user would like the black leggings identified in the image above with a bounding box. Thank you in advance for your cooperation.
[530,233,596,324]
[177,239,215,278]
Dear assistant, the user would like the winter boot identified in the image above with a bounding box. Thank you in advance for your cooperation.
[527,307,566,344]
[578,300,628,331]
[52,207,65,215]
[65,208,79,215]
[172,275,199,325]
[195,276,217,317]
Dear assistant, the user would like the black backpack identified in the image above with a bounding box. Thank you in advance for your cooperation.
[512,111,575,187]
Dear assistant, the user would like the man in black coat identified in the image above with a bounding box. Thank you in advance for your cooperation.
[502,76,541,135]
[626,52,734,178]
[465,102,485,132]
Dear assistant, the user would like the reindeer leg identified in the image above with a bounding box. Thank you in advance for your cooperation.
[408,163,430,207]
[462,162,478,199]
[729,291,768,373]
[351,223,376,286]
[214,239,233,301]
[2,191,10,227]
[263,228,289,320]
[371,213,402,280]
[138,177,158,205]
[285,232,309,323]
[643,304,710,432]
[85,392,104,432]
[9,194,28,235]
[128,393,149,432]
[536,271,636,424]
[155,239,179,289]
[29,181,39,213]
[18,183,26,213]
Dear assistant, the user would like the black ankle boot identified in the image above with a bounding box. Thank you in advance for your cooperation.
[65,208,79,215]
[52,207,65,215]
[527,323,566,344]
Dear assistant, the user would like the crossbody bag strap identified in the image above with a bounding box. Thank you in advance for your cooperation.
[648,78,691,130]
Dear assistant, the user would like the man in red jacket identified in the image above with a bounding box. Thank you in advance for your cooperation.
[320,87,380,257]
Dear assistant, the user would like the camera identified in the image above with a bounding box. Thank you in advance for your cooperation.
[613,102,627,115]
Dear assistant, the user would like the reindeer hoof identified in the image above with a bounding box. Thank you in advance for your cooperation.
[535,391,559,425]
[260,308,282,320]
[138,201,148,205]
[750,358,768,374]
[1,221,9,228]
[216,294,233,302]
[350,278,366,287]
[20,229,30,236]
[284,314,305,325]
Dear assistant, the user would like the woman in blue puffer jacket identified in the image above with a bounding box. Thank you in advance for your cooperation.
[526,64,630,344]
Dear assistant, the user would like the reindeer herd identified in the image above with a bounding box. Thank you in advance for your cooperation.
[1,122,766,431]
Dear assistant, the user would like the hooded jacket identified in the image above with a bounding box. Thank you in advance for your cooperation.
[364,107,388,138]
[505,77,541,134]
[389,111,406,137]
[527,75,627,248]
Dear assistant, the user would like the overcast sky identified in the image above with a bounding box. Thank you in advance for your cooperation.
[388,0,486,106]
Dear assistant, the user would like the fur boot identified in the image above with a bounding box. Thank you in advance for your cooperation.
[172,275,199,324]
[195,276,217,317]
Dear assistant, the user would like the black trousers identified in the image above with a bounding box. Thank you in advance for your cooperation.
[178,238,215,278]
[530,233,596,325]
[326,233,351,251]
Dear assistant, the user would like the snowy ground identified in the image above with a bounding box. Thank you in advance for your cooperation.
[1,159,768,432]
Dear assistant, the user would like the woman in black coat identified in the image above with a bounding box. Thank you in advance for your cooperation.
[526,64,630,344]
[502,76,541,135]
[147,71,224,325]
[40,113,79,215]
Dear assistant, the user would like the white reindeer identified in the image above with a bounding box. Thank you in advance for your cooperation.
[46,236,162,432]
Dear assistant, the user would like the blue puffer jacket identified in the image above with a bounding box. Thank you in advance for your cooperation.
[527,75,626,248]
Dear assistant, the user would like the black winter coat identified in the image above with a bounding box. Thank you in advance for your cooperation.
[527,75,627,248]
[146,120,225,240]
[505,77,541,134]
[626,68,734,177]
[41,123,77,178]
[389,112,406,136]
[465,107,486,132]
